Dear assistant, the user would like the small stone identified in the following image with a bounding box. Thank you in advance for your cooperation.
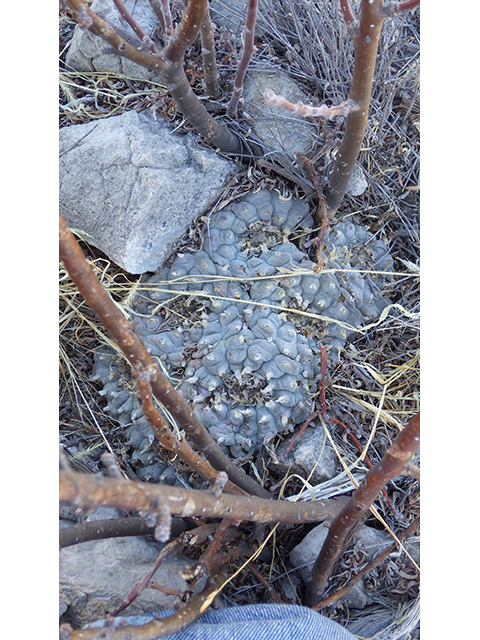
[274,426,336,485]
[59,508,203,628]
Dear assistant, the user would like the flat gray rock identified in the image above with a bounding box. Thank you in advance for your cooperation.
[59,110,235,273]
[59,508,199,628]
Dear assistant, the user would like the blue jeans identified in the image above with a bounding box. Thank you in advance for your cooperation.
[87,603,356,639]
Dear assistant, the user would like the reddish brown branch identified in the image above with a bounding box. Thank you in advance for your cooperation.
[59,516,185,548]
[199,7,220,98]
[112,0,157,51]
[162,0,207,62]
[305,412,420,606]
[329,416,396,512]
[59,214,268,498]
[386,0,420,17]
[112,535,181,616]
[296,153,330,272]
[227,0,258,117]
[248,562,287,604]
[108,523,217,616]
[324,0,386,217]
[136,374,240,495]
[59,462,349,526]
[323,0,419,218]
[282,411,317,460]
[340,0,358,33]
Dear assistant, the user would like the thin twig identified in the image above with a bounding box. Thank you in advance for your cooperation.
[112,0,158,52]
[61,564,229,639]
[227,0,258,117]
[282,346,327,459]
[296,153,330,272]
[340,0,358,34]
[282,411,318,460]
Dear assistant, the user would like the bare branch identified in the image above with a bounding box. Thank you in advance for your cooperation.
[200,7,220,99]
[112,0,158,52]
[227,0,258,117]
[59,465,349,526]
[323,0,418,217]
[66,0,165,70]
[305,412,420,606]
[340,0,358,34]
[135,373,244,495]
[384,0,420,17]
[59,214,268,498]
[60,517,154,548]
[111,524,218,617]
[163,0,208,62]
[324,0,386,217]
[59,517,187,548]
[263,89,355,119]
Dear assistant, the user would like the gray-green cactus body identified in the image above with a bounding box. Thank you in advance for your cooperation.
[92,190,392,480]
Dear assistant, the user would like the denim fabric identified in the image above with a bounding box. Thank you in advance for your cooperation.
[88,603,357,639]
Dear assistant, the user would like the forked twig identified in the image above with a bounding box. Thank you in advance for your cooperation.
[282,346,327,459]
[60,564,229,639]
[110,523,218,617]
[305,412,420,606]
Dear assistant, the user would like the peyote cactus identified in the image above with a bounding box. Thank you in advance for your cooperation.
[92,190,392,480]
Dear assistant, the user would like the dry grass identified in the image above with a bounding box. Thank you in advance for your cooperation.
[59,2,419,637]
